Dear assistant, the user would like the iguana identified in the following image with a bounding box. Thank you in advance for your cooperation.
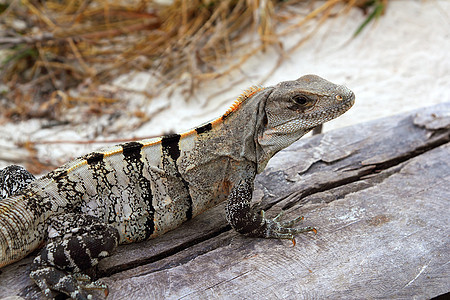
[0,75,355,299]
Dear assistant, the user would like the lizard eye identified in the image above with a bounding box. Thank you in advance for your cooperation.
[291,95,313,107]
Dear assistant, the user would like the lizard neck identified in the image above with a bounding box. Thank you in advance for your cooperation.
[256,127,311,173]
[214,88,274,169]
[212,86,311,174]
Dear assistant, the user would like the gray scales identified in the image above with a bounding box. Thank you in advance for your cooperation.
[0,75,354,299]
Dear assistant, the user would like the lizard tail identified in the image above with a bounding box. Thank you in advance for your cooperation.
[0,195,43,268]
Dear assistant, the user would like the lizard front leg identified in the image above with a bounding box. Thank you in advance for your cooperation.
[225,177,315,240]
[30,214,119,299]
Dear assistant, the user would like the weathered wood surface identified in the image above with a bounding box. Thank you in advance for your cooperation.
[1,102,449,300]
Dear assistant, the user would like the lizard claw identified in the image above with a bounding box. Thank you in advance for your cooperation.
[263,210,316,241]
[74,274,108,297]
[81,279,109,298]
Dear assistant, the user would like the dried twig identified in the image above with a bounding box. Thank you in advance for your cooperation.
[0,0,384,122]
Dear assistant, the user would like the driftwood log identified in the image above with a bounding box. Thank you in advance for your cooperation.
[1,102,449,299]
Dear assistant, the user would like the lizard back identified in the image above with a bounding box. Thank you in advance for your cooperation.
[0,86,271,267]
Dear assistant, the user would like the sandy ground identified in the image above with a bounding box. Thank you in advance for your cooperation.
[0,0,449,170]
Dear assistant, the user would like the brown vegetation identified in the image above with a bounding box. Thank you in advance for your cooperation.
[0,0,386,121]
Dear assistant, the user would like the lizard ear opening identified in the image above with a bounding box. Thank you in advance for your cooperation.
[262,114,268,126]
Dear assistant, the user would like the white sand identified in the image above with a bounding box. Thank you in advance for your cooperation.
[1,0,449,169]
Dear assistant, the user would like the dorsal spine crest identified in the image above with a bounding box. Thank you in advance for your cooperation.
[44,86,267,178]
[222,86,265,119]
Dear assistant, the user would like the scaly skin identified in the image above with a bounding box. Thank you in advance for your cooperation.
[0,75,354,299]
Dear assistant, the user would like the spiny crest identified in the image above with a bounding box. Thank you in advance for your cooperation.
[222,86,265,119]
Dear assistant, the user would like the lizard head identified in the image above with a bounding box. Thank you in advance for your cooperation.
[256,74,355,173]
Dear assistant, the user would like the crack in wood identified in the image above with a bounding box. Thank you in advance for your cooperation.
[178,270,252,299]
[276,130,450,211]
[97,224,232,278]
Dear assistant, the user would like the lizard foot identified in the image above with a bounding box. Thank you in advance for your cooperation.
[263,210,317,241]
[74,273,109,297]
[29,213,119,299]
[30,266,95,300]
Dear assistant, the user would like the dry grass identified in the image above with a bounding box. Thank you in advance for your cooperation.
[0,0,387,122]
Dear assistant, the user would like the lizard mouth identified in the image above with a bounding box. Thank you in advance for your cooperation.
[305,93,355,123]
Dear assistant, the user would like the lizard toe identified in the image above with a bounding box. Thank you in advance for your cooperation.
[264,212,316,239]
